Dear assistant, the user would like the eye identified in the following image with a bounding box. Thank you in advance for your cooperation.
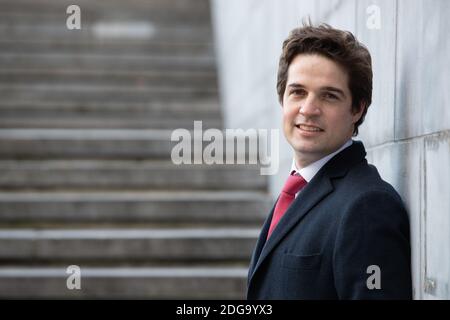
[290,89,306,97]
[322,92,339,100]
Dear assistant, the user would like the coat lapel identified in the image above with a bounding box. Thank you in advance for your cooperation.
[248,174,334,283]
[247,200,275,280]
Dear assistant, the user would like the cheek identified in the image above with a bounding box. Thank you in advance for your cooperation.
[282,109,295,135]
[281,106,291,122]
[282,102,298,119]
[282,113,292,133]
[328,110,354,131]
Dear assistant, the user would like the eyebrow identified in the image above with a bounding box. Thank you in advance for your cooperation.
[287,83,346,98]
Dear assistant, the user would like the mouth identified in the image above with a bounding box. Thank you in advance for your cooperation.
[295,124,324,132]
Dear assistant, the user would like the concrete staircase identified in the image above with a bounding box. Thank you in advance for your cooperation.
[0,0,270,298]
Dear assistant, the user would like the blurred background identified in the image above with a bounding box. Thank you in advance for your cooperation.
[0,0,448,299]
[0,0,271,299]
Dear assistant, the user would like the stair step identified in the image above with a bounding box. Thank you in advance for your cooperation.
[0,129,172,159]
[0,53,215,72]
[0,227,258,262]
[0,0,212,25]
[0,100,220,114]
[0,265,247,299]
[0,118,222,130]
[0,84,217,103]
[0,22,212,43]
[0,190,271,225]
[0,129,261,160]
[0,100,221,129]
[0,160,267,190]
[0,69,218,87]
[0,39,214,56]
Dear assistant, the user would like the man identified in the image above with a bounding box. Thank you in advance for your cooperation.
[247,23,412,299]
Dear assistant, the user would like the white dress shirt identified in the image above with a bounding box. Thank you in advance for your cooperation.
[291,139,353,197]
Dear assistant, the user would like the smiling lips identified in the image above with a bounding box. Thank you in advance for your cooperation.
[295,124,324,132]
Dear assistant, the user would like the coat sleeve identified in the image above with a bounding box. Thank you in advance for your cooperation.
[333,189,413,299]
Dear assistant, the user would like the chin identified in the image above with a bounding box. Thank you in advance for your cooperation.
[290,140,319,154]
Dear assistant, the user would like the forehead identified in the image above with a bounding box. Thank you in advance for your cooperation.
[286,53,349,90]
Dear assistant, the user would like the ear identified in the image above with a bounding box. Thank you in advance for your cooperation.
[352,102,366,124]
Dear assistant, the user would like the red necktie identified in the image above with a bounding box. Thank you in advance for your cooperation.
[267,172,307,239]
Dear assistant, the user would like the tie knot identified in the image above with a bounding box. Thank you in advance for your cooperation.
[282,173,307,196]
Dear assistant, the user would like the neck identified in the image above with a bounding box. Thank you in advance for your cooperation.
[294,139,353,170]
[294,154,318,169]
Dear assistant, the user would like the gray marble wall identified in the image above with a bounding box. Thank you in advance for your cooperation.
[211,0,450,299]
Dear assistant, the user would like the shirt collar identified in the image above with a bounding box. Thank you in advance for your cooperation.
[291,139,353,182]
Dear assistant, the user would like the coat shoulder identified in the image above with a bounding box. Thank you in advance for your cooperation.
[343,160,404,204]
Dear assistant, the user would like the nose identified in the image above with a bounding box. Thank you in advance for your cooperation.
[299,94,321,117]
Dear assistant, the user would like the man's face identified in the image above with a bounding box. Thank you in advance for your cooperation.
[282,53,364,168]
